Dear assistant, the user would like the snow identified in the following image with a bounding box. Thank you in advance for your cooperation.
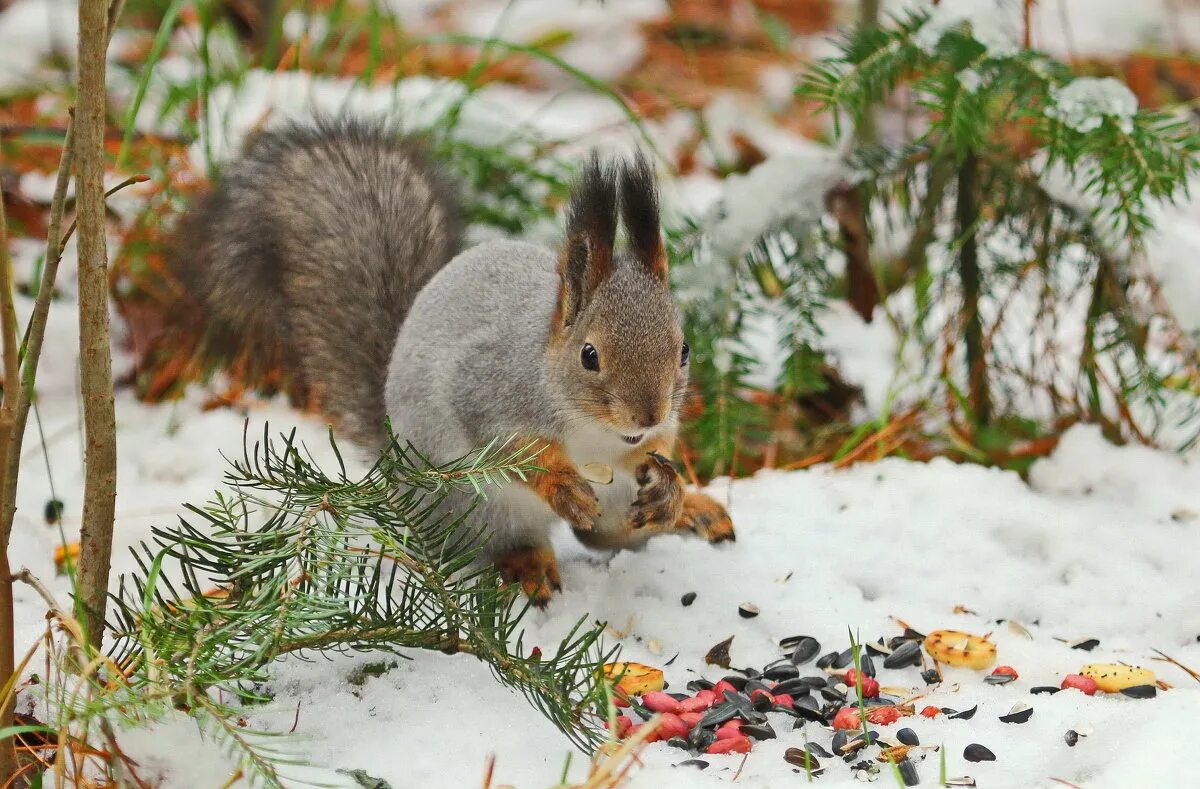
[4,0,1200,786]
[1046,77,1139,134]
[912,0,1021,59]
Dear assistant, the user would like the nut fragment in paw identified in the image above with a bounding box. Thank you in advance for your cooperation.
[581,463,614,485]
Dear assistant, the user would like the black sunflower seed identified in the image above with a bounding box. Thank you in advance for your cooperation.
[1030,686,1061,695]
[780,634,817,650]
[832,647,856,669]
[790,637,822,666]
[666,736,690,750]
[1070,637,1100,651]
[921,668,942,685]
[903,628,926,641]
[742,722,776,740]
[897,727,920,746]
[949,705,978,720]
[745,678,773,695]
[984,673,1016,686]
[681,592,697,607]
[686,679,714,693]
[816,651,839,669]
[1064,730,1079,747]
[859,654,877,677]
[772,678,811,696]
[721,675,749,692]
[742,667,762,679]
[698,702,738,729]
[831,730,848,754]
[764,663,801,681]
[999,705,1033,724]
[784,747,822,772]
[806,742,834,758]
[963,744,995,762]
[1119,684,1157,699]
[800,675,829,690]
[668,692,690,701]
[44,499,64,525]
[866,639,891,656]
[793,696,824,722]
[898,758,920,786]
[820,685,847,702]
[676,759,709,770]
[739,603,760,619]
[688,727,715,750]
[884,641,922,669]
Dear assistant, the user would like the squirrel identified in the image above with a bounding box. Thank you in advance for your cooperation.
[171,117,735,604]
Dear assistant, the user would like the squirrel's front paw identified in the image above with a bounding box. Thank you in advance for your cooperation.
[678,491,736,544]
[629,451,684,530]
[545,472,601,531]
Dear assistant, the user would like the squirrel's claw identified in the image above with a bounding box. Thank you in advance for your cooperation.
[629,452,684,530]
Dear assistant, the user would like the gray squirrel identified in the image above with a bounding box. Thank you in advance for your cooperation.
[172,118,735,603]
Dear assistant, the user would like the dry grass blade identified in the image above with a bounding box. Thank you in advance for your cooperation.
[1150,648,1200,683]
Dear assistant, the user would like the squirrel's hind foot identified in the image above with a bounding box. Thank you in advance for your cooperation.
[496,545,562,606]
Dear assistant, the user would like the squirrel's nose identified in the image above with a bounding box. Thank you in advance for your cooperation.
[636,410,661,430]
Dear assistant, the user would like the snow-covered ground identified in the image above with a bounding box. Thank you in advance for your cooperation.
[5,0,1200,787]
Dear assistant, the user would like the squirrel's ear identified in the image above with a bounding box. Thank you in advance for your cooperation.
[555,154,617,329]
[618,151,667,282]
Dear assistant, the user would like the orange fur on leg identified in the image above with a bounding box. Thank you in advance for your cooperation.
[495,545,562,606]
[677,490,735,543]
[517,437,600,531]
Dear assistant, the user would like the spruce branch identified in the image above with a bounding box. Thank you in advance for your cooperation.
[95,426,614,784]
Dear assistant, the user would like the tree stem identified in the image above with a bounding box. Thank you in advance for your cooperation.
[0,130,19,789]
[76,0,118,652]
[956,152,990,427]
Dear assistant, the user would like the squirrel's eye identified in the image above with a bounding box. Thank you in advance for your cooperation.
[680,342,690,367]
[581,343,600,371]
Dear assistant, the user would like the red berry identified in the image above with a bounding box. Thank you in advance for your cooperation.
[707,736,752,755]
[655,712,689,740]
[866,706,901,725]
[832,706,863,730]
[749,688,776,707]
[678,689,717,713]
[1060,674,1098,695]
[679,712,703,729]
[627,723,660,743]
[991,665,1019,679]
[606,715,633,737]
[613,694,629,708]
[641,691,681,714]
[920,705,941,718]
[844,669,880,698]
[714,719,744,740]
[773,693,795,708]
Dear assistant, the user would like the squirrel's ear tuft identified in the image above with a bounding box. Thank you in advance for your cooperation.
[556,153,618,328]
[618,151,667,282]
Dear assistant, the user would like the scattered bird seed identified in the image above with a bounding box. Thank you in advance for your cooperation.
[773,678,810,696]
[784,748,823,773]
[817,651,840,669]
[883,641,922,669]
[742,722,777,740]
[1064,730,1079,747]
[944,778,977,787]
[721,674,749,692]
[920,668,942,685]
[897,728,920,746]
[949,705,978,720]
[780,634,816,650]
[764,663,801,681]
[805,742,834,758]
[675,759,709,770]
[698,702,738,729]
[1070,637,1100,651]
[666,736,690,750]
[739,603,760,619]
[984,673,1017,686]
[790,637,822,666]
[1119,684,1157,699]
[686,679,714,692]
[859,654,877,677]
[963,744,995,762]
[999,704,1033,724]
[866,639,892,656]
[1030,686,1061,695]
[681,592,697,607]
[898,758,920,786]
[705,636,734,669]
[833,647,857,669]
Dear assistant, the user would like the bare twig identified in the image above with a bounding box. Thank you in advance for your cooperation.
[1150,648,1200,684]
[0,128,20,789]
[75,0,119,652]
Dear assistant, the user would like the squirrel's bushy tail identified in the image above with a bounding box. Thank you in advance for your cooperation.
[170,118,463,447]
